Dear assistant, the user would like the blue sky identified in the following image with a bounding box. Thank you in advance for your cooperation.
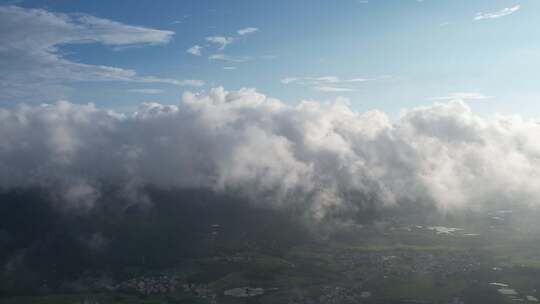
[1,0,538,116]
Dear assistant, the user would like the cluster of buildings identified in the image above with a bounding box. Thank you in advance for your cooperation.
[182,283,218,303]
[287,285,371,304]
[317,286,371,304]
[330,249,481,282]
[224,287,265,297]
[490,282,539,303]
[115,275,180,295]
[209,254,250,263]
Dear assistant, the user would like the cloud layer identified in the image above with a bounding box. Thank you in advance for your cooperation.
[1,88,540,221]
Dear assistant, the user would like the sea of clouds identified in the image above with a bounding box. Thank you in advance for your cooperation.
[1,87,540,221]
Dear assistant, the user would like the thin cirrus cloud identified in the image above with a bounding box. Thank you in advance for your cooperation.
[128,88,164,94]
[0,5,203,103]
[430,92,492,101]
[209,54,251,63]
[237,27,259,35]
[474,5,520,21]
[171,14,190,25]
[316,86,355,92]
[281,76,381,92]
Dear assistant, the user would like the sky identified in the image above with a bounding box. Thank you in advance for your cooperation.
[1,0,539,116]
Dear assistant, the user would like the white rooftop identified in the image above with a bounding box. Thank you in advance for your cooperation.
[498,288,518,295]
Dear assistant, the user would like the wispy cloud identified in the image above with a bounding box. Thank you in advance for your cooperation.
[237,27,259,35]
[209,54,250,63]
[430,92,492,101]
[223,66,237,70]
[281,76,382,92]
[171,14,190,24]
[125,76,203,87]
[185,27,260,64]
[206,36,234,50]
[474,5,520,21]
[315,86,355,92]
[187,45,203,56]
[128,88,163,94]
[149,79,204,87]
[0,5,202,102]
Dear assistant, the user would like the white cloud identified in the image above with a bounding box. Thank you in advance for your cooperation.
[187,45,203,56]
[280,77,298,84]
[206,36,234,50]
[430,92,492,101]
[281,75,378,92]
[2,88,540,221]
[223,66,237,70]
[237,27,259,35]
[209,54,250,63]
[196,28,258,61]
[0,5,202,103]
[173,79,205,86]
[315,86,355,92]
[128,88,163,94]
[474,5,520,21]
[72,15,174,45]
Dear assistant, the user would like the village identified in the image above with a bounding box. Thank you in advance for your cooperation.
[96,245,512,304]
